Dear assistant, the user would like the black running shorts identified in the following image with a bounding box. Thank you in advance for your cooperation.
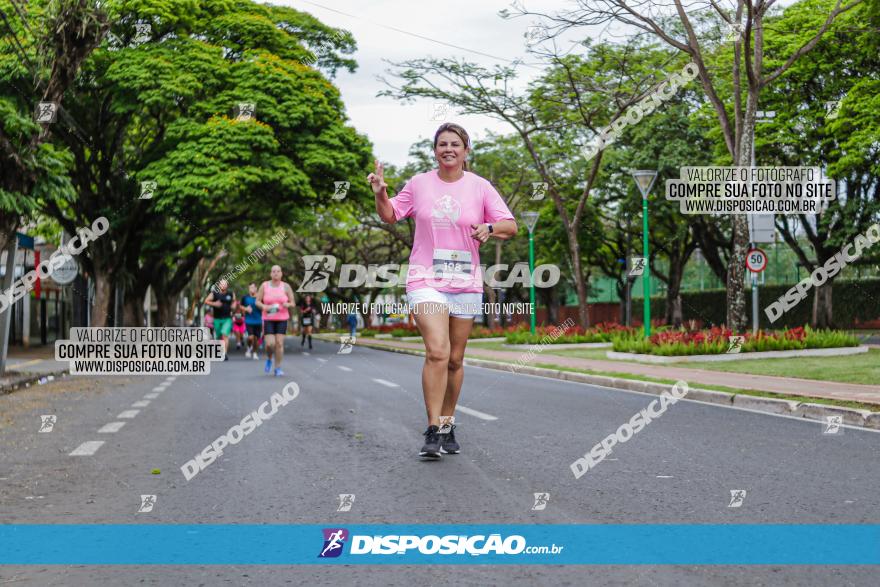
[263,320,287,335]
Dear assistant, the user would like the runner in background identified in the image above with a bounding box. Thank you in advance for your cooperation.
[346,311,358,339]
[232,304,246,351]
[204,279,236,361]
[240,282,262,360]
[256,265,295,376]
[299,294,318,350]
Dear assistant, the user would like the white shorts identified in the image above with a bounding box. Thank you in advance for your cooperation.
[406,288,482,319]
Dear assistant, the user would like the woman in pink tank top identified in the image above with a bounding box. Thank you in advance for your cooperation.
[256,265,296,377]
[368,123,517,460]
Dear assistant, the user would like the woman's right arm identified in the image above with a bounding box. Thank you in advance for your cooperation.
[368,159,396,223]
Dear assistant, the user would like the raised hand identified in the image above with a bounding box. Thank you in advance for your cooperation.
[366,159,388,196]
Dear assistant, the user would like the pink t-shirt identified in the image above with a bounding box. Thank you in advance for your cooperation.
[390,169,515,293]
[261,281,291,321]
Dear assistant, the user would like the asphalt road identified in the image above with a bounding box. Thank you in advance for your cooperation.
[1,338,878,586]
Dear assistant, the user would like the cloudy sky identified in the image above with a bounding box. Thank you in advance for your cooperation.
[280,0,580,167]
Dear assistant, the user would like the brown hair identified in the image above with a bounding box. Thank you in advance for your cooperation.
[433,123,470,171]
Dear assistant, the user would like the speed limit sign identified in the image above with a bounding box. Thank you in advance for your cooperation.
[746,248,768,273]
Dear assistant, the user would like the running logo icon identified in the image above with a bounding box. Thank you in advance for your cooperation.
[333,181,351,200]
[318,528,349,558]
[531,492,550,511]
[38,415,57,433]
[430,102,450,121]
[235,102,255,121]
[140,181,156,200]
[299,255,337,292]
[138,495,157,513]
[531,182,547,201]
[35,102,58,123]
[727,335,744,354]
[332,181,350,200]
[337,494,355,512]
[629,257,646,277]
[338,336,355,354]
[823,415,843,435]
[728,490,746,508]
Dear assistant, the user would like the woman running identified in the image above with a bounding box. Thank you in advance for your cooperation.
[299,294,318,350]
[232,304,246,351]
[256,265,296,376]
[368,122,517,459]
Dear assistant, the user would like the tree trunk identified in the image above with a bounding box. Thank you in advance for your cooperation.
[157,295,177,326]
[811,283,833,328]
[123,293,145,327]
[567,232,590,329]
[665,259,685,328]
[485,240,504,329]
[728,109,756,331]
[91,269,113,327]
[484,285,497,328]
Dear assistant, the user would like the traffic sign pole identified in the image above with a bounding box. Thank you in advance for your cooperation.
[746,247,768,334]
[752,270,759,334]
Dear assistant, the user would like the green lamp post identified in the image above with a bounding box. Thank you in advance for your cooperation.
[631,170,658,338]
[520,211,540,335]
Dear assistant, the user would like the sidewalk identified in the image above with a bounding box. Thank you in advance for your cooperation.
[0,345,69,394]
[356,337,880,407]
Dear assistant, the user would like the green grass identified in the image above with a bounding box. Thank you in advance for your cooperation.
[460,348,880,411]
[536,347,880,386]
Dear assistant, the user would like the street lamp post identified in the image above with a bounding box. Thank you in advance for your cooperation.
[631,170,658,338]
[520,211,540,335]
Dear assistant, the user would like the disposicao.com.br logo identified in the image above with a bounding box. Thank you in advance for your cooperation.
[317,528,563,559]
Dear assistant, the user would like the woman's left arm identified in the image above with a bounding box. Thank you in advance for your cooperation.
[488,219,517,240]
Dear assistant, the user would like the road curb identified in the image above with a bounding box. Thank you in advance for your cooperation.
[0,368,70,396]
[353,339,880,431]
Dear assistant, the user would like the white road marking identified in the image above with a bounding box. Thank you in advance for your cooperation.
[456,405,498,421]
[372,378,399,388]
[117,410,140,419]
[317,358,327,363]
[132,400,150,408]
[70,441,105,456]
[656,475,674,479]
[98,422,126,433]
[337,366,352,372]
[152,386,165,392]
[166,376,177,382]
[303,352,310,356]
[144,393,159,399]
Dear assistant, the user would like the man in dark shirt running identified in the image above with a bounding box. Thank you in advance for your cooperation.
[204,279,236,360]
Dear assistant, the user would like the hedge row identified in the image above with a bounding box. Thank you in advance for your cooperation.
[632,278,880,329]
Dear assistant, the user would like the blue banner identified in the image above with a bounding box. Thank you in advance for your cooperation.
[2,524,878,565]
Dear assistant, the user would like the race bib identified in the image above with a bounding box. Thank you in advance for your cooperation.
[302,317,312,326]
[432,249,472,280]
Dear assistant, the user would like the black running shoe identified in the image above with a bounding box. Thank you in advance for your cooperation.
[440,424,460,454]
[419,425,442,459]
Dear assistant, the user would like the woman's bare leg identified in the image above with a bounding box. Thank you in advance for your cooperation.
[442,316,475,418]
[413,302,450,427]
[274,333,284,366]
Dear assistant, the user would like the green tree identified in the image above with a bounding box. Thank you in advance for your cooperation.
[40,0,370,325]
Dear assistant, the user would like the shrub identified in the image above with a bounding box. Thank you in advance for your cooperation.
[611,325,858,355]
[505,322,637,344]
